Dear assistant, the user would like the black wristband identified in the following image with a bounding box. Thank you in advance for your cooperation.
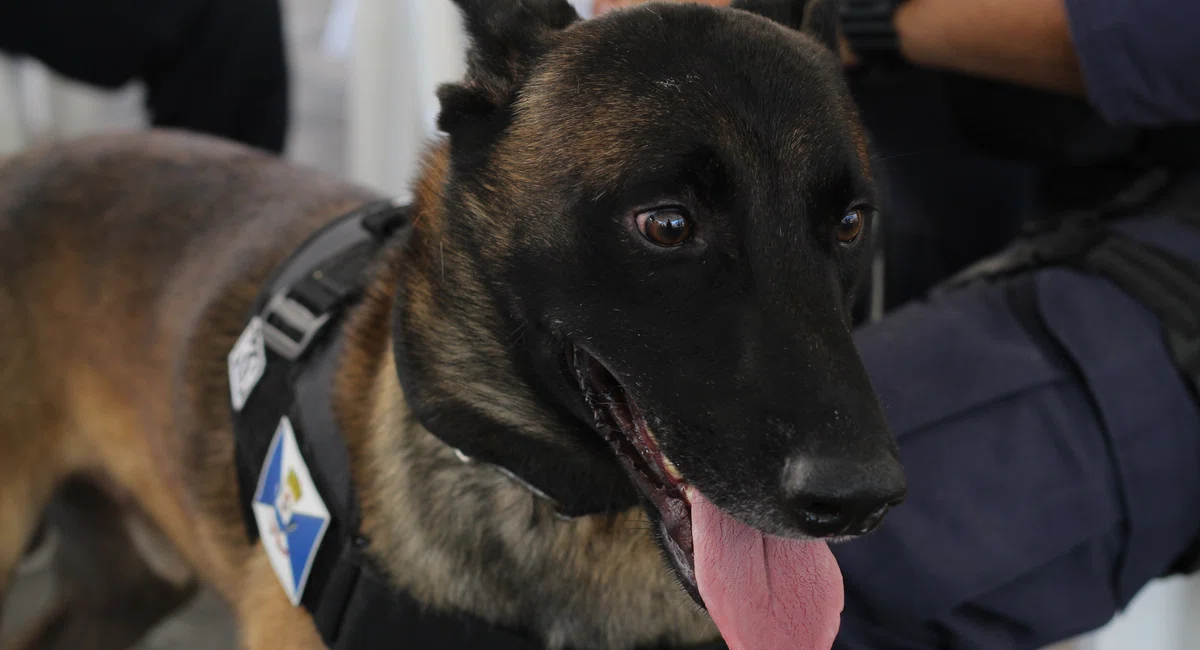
[839,0,904,57]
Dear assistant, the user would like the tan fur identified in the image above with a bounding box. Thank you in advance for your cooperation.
[234,551,325,650]
[355,355,717,647]
[5,477,198,650]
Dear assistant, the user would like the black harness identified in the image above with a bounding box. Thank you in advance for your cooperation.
[939,171,1200,401]
[227,199,727,650]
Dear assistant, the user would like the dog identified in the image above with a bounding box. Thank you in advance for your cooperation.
[0,1,906,648]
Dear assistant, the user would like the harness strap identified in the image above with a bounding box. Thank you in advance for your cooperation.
[233,199,406,543]
[230,200,407,638]
[944,220,1200,398]
[1085,237,1200,386]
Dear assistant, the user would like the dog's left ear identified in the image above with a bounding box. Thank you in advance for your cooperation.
[732,0,841,54]
[438,0,580,133]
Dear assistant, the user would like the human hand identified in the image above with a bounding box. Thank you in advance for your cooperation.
[593,0,732,15]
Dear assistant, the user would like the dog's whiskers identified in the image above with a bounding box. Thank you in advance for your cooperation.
[507,322,529,348]
[873,151,921,163]
[673,590,708,617]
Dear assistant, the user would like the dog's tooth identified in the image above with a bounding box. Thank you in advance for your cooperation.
[662,455,683,482]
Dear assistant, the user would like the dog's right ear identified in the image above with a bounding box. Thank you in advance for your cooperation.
[732,0,842,55]
[437,0,580,133]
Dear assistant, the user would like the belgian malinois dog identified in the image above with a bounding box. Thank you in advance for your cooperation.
[0,1,906,648]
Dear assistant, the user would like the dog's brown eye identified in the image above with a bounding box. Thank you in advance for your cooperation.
[637,208,693,247]
[836,208,865,244]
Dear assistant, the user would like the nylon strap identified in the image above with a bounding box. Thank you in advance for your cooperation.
[232,199,407,543]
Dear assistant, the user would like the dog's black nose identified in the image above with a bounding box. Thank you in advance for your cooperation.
[782,454,907,538]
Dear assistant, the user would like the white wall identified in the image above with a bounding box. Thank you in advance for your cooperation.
[346,0,463,199]
[1078,574,1200,650]
[344,0,593,197]
[0,58,144,156]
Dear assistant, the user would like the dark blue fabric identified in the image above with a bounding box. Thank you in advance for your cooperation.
[850,73,1037,307]
[1065,0,1200,126]
[833,216,1200,649]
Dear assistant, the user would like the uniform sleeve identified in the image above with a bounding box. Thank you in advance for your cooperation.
[1064,0,1200,126]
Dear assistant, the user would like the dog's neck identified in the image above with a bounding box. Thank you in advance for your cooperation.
[377,144,639,517]
[327,144,716,649]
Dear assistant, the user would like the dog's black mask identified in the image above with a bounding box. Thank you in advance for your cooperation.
[395,0,906,605]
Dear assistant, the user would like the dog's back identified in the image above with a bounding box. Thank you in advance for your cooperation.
[0,131,378,638]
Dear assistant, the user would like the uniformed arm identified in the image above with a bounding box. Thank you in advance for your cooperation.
[895,0,1200,126]
[1061,0,1200,126]
[892,0,1084,96]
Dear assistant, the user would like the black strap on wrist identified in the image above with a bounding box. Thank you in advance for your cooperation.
[839,0,903,55]
[840,0,911,86]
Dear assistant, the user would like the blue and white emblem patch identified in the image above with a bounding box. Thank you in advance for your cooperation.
[252,416,331,605]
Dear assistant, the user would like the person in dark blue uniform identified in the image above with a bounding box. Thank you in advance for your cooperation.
[832,0,1200,647]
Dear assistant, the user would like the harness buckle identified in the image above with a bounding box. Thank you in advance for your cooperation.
[261,291,332,361]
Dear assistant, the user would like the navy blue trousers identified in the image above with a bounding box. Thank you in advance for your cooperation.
[833,216,1200,649]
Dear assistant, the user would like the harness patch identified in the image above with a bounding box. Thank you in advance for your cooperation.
[228,316,268,412]
[252,416,331,605]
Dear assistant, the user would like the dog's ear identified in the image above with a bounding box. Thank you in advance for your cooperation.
[732,0,842,54]
[438,0,580,133]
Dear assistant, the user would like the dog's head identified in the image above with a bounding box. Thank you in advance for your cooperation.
[393,0,905,629]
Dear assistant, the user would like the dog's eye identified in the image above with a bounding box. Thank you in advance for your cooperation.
[637,208,693,247]
[836,208,865,245]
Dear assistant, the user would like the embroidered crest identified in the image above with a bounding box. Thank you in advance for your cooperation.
[252,417,331,605]
[228,317,267,412]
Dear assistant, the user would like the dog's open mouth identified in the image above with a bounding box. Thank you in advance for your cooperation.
[566,342,700,599]
[566,342,846,650]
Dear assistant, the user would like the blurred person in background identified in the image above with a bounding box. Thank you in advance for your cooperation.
[0,0,289,154]
[601,1,1200,648]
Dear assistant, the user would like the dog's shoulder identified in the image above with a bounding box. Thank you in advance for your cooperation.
[0,130,386,566]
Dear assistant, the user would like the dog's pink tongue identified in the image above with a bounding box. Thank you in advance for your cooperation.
[691,491,844,650]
